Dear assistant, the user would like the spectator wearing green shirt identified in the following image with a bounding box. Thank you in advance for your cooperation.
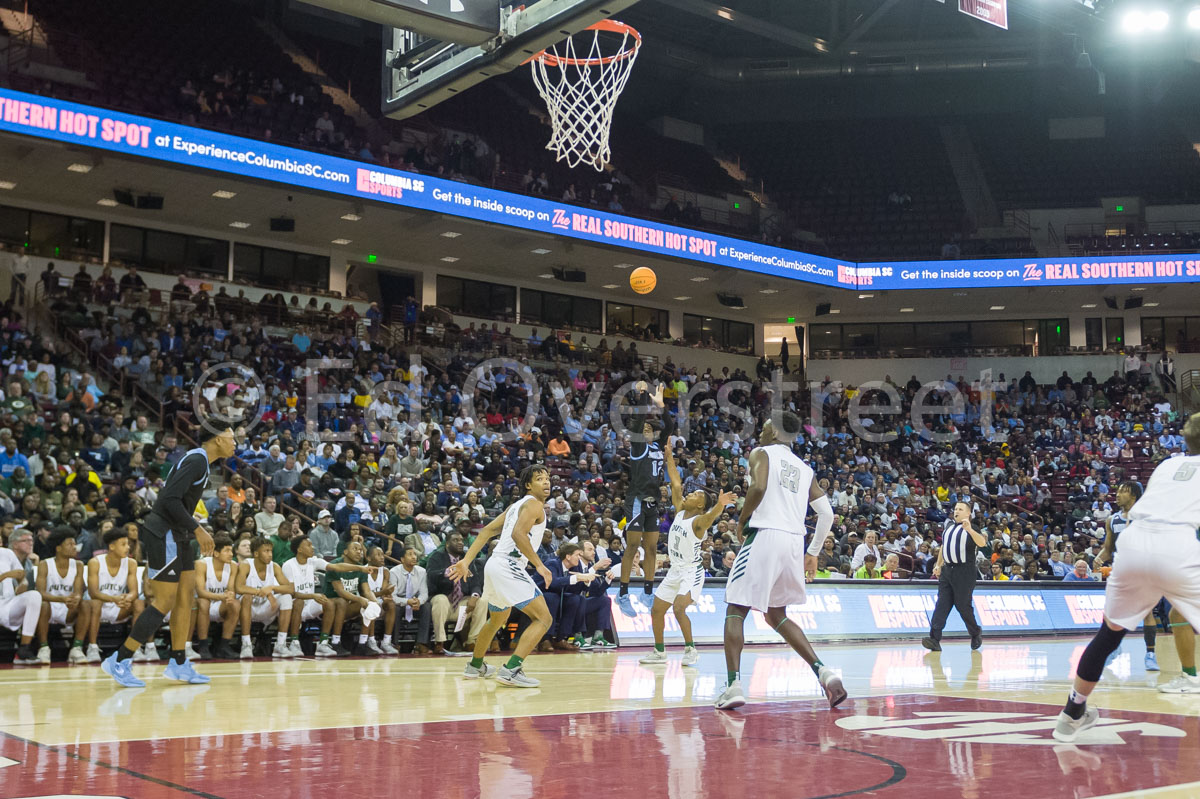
[853,554,881,580]
[323,540,377,656]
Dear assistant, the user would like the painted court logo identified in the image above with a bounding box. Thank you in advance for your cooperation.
[836,711,1185,746]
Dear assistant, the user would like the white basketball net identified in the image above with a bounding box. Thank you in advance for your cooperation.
[530,22,641,171]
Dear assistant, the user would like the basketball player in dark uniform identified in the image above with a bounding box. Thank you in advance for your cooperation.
[103,427,236,687]
[616,382,673,617]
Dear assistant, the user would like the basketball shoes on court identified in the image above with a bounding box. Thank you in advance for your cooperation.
[463,662,494,679]
[163,658,211,684]
[1145,652,1160,671]
[1158,674,1200,693]
[714,680,746,710]
[496,665,540,687]
[819,666,848,708]
[1052,706,1099,743]
[681,646,700,667]
[639,650,667,665]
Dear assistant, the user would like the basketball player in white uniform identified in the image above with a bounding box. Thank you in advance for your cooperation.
[363,545,398,655]
[715,412,845,711]
[0,536,45,665]
[84,528,142,664]
[450,464,554,688]
[641,445,734,667]
[193,533,239,659]
[234,536,293,659]
[35,528,90,664]
[1054,412,1200,742]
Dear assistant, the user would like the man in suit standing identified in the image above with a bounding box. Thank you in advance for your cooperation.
[425,532,489,654]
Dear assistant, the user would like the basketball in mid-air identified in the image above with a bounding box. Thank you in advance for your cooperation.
[630,267,657,294]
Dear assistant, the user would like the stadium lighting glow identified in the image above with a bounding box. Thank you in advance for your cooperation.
[341,213,362,221]
[1147,9,1169,29]
[899,308,915,313]
[96,198,118,206]
[0,181,14,190]
[228,221,251,228]
[440,256,459,262]
[602,283,619,289]
[990,305,1006,310]
[212,190,237,199]
[674,295,691,301]
[1189,8,1200,27]
[1122,9,1147,32]
[331,238,352,245]
[1081,303,1098,308]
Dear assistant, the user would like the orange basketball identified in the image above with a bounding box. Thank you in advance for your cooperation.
[630,267,657,294]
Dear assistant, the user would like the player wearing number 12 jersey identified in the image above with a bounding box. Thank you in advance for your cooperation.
[715,412,846,711]
[640,445,734,667]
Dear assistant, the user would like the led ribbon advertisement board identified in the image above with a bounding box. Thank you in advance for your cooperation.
[0,88,848,287]
[3,88,1198,291]
[610,582,1110,645]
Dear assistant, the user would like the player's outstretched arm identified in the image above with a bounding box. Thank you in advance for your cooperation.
[664,446,683,509]
[692,491,736,539]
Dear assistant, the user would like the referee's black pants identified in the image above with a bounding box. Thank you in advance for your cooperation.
[928,562,981,641]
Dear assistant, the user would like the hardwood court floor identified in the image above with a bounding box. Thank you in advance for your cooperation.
[1,636,1198,798]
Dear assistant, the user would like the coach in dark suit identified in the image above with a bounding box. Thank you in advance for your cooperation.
[923,501,988,652]
[535,543,599,650]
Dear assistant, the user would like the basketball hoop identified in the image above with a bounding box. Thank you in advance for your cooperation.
[528,20,641,171]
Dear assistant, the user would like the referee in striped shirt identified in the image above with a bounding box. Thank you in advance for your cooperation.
[922,501,987,652]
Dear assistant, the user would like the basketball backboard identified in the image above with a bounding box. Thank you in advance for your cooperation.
[379,0,644,119]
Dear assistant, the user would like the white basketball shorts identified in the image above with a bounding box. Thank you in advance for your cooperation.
[655,567,705,605]
[724,528,808,612]
[1105,523,1200,630]
[481,556,542,613]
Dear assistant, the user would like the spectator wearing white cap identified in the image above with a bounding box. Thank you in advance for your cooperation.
[309,509,339,560]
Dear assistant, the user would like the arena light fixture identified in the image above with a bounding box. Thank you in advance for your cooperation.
[531,248,552,255]
[229,221,251,229]
[602,283,619,289]
[828,309,841,314]
[1122,9,1147,32]
[760,288,779,294]
[341,213,363,221]
[1131,286,1146,291]
[538,273,555,278]
[440,256,459,262]
[67,163,93,173]
[1147,9,1169,29]
[899,307,915,313]
[858,293,874,299]
[0,181,14,190]
[1189,8,1200,27]
[674,295,691,301]
[612,262,634,269]
[1145,301,1161,306]
[212,190,237,199]
[440,231,460,237]
[690,276,709,282]
[96,198,118,206]
[331,238,352,245]
[990,305,1006,310]
[1081,303,1098,308]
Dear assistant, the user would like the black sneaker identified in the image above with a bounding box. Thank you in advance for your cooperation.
[13,644,40,665]
[921,637,942,652]
[332,642,352,657]
[214,640,241,660]
[970,634,983,651]
[194,640,213,660]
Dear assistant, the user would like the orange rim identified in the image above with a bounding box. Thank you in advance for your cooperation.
[528,20,641,67]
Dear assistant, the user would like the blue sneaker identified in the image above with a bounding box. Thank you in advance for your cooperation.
[616,593,637,618]
[1146,652,1160,672]
[101,652,146,688]
[164,658,211,684]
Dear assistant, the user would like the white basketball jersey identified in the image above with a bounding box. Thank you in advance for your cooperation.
[367,566,386,595]
[98,557,131,598]
[749,444,814,533]
[283,556,327,596]
[0,549,21,599]
[666,512,702,574]
[1130,454,1200,529]
[244,560,278,607]
[203,557,232,594]
[496,494,546,567]
[45,559,77,597]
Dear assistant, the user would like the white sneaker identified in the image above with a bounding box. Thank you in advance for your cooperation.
[68,645,87,665]
[1052,706,1099,743]
[142,642,160,661]
[818,665,848,709]
[185,642,199,661]
[681,646,700,667]
[314,641,336,657]
[1158,674,1200,694]
[36,645,51,665]
[366,638,383,655]
[381,640,399,656]
[271,642,291,658]
[463,662,493,679]
[240,641,254,659]
[496,665,540,688]
[133,646,148,662]
[639,649,668,665]
[85,644,102,663]
[287,640,305,657]
[715,680,746,710]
